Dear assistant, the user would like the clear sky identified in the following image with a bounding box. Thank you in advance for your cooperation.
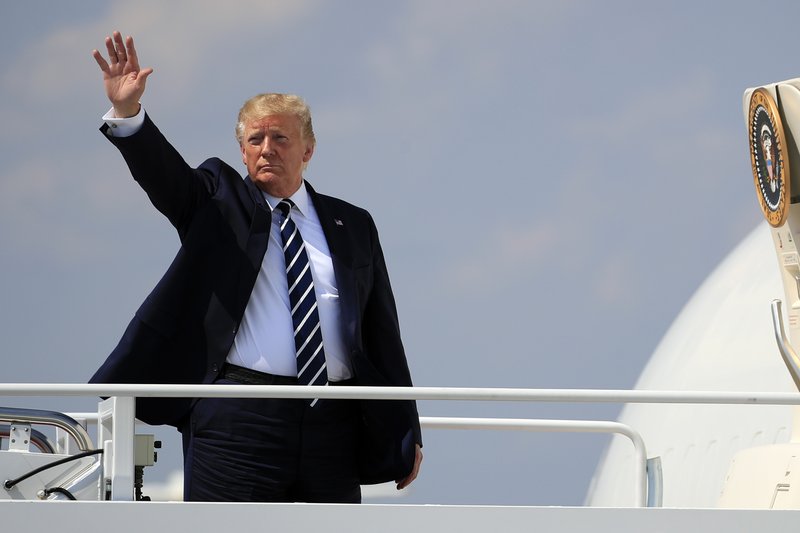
[0,0,795,504]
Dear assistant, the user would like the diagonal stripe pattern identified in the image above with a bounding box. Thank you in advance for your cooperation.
[275,200,328,396]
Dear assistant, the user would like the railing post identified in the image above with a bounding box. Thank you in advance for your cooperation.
[97,396,135,501]
[646,457,663,507]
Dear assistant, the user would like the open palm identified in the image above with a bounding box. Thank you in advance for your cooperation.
[92,31,152,118]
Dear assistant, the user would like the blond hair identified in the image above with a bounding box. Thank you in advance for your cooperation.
[235,93,315,145]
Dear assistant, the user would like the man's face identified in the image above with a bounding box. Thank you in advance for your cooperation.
[240,113,314,198]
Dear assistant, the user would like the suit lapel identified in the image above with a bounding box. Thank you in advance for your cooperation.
[236,177,271,310]
[307,182,359,348]
[308,184,353,264]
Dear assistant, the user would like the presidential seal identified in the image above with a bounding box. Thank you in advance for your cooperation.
[748,87,790,227]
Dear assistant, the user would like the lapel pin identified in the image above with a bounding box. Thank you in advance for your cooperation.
[334,219,344,226]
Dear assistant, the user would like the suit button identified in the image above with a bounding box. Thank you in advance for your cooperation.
[211,363,219,372]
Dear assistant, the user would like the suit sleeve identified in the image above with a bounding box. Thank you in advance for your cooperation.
[100,113,217,237]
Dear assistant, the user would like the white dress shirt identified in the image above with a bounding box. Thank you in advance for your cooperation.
[227,185,351,380]
[103,107,352,380]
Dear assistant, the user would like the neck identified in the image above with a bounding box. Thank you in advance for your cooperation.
[255,179,303,199]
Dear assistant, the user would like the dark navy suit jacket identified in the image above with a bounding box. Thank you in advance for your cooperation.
[90,114,420,483]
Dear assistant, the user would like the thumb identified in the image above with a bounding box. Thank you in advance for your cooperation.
[135,67,154,84]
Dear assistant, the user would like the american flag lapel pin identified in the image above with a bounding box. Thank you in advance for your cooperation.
[334,218,344,226]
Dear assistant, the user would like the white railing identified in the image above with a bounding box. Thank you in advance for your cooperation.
[4,383,800,403]
[55,410,648,506]
[420,416,648,506]
[3,384,800,506]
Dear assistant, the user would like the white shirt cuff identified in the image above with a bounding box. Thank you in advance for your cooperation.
[102,106,145,137]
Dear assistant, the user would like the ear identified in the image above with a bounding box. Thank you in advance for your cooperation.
[240,142,247,165]
[303,142,315,163]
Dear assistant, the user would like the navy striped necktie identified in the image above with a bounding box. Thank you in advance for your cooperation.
[275,200,328,399]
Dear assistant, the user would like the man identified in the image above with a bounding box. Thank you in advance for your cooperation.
[89,31,422,502]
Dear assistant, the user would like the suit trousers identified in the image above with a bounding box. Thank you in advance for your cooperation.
[182,377,361,503]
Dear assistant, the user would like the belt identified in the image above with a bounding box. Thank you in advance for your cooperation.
[220,363,357,387]
[220,363,298,385]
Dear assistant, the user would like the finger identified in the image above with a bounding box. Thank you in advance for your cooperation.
[113,31,127,62]
[396,470,416,490]
[395,465,418,490]
[117,39,128,61]
[104,36,118,65]
[92,49,110,73]
[136,67,154,84]
[125,35,139,70]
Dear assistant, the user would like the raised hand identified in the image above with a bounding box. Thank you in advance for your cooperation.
[92,31,153,118]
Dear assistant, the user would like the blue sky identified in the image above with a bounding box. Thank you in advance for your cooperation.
[1,0,796,504]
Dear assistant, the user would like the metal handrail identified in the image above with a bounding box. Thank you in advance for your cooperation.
[2,385,799,506]
[61,413,650,507]
[0,406,93,452]
[0,424,56,454]
[1,384,800,404]
[420,416,648,507]
[771,299,800,391]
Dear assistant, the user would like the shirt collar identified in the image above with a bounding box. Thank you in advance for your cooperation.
[263,181,310,217]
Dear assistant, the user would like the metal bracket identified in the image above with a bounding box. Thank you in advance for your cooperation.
[0,407,92,451]
[8,423,31,452]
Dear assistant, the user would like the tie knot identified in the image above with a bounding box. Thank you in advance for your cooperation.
[275,199,295,218]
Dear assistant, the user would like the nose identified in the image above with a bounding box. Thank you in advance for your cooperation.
[260,138,275,157]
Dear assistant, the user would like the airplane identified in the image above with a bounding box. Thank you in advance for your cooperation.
[4,78,800,531]
[589,78,800,509]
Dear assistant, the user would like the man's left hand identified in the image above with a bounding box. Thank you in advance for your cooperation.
[396,444,423,490]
